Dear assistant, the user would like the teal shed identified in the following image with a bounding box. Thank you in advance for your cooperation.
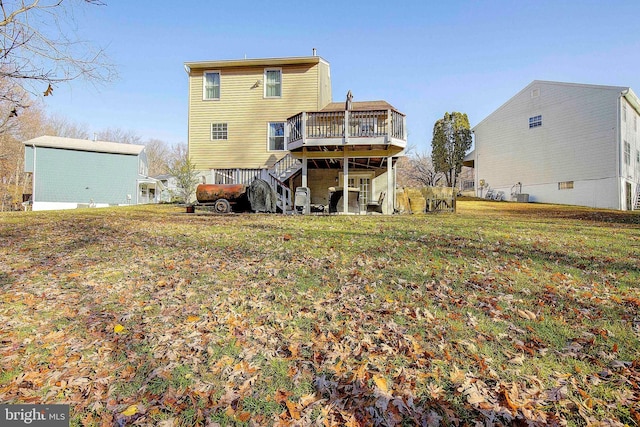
[23,135,161,211]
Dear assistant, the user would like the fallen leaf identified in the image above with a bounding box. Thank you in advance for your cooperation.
[299,393,319,408]
[236,411,251,422]
[509,354,525,365]
[113,324,126,334]
[285,400,301,420]
[121,404,138,416]
[373,375,389,392]
[515,309,537,320]
[449,365,466,384]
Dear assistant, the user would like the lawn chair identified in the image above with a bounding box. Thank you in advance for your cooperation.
[366,192,385,213]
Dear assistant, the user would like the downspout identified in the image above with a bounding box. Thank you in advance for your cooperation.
[618,91,626,210]
[394,157,397,213]
[472,131,478,197]
[185,63,192,179]
[136,156,140,205]
[31,144,36,207]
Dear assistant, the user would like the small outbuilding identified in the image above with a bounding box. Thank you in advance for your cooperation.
[22,135,161,211]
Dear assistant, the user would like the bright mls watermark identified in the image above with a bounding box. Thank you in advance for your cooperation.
[1,405,69,426]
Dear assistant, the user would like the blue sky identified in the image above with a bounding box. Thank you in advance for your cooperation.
[43,0,640,152]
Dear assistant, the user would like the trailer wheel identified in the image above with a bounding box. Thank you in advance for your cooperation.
[214,198,231,213]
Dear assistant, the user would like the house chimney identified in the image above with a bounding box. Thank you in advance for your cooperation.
[312,48,317,57]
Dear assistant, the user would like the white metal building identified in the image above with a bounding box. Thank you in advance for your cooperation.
[469,81,640,210]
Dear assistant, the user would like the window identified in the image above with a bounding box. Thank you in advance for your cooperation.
[268,122,285,151]
[203,71,220,100]
[635,115,637,132]
[264,69,281,97]
[558,181,574,190]
[211,123,228,140]
[623,104,627,122]
[624,141,631,165]
[529,115,542,128]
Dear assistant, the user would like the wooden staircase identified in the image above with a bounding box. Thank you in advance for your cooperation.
[210,155,301,213]
[635,184,640,210]
[262,154,302,213]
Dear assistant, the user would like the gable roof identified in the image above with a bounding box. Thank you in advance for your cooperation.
[22,135,145,155]
[472,80,633,131]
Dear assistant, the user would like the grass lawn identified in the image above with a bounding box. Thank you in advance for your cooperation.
[0,201,639,426]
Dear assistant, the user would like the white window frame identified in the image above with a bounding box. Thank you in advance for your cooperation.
[529,115,542,128]
[267,122,285,151]
[558,181,574,190]
[264,68,282,98]
[624,140,631,165]
[203,70,221,100]
[211,123,228,140]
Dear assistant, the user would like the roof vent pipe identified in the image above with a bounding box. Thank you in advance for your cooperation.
[312,48,317,57]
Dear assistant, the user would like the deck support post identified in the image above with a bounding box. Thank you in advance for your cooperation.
[302,149,308,188]
[343,149,349,214]
[387,156,393,214]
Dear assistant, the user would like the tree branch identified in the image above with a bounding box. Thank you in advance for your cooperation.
[0,0,115,129]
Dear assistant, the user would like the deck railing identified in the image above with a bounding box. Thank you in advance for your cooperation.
[272,153,301,180]
[349,110,387,137]
[288,109,406,144]
[212,168,262,185]
[307,111,345,138]
[390,110,405,140]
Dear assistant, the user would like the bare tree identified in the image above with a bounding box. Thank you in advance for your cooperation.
[0,89,48,210]
[144,138,170,176]
[398,151,442,188]
[95,127,141,145]
[0,0,115,119]
[44,113,90,139]
[166,143,199,203]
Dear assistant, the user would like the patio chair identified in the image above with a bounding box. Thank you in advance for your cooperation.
[366,192,385,213]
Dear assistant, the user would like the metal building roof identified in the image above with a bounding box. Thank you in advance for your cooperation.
[23,135,145,155]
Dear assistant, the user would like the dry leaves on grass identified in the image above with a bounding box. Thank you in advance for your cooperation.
[0,203,638,426]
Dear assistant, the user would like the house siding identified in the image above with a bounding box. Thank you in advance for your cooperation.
[25,146,140,207]
[317,60,332,110]
[188,62,329,170]
[473,81,634,210]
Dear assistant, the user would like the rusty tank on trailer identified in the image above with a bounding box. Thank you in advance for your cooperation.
[195,183,248,213]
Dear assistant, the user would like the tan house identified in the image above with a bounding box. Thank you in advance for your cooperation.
[184,53,406,213]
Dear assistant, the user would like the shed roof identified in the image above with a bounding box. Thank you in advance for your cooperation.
[23,135,145,155]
